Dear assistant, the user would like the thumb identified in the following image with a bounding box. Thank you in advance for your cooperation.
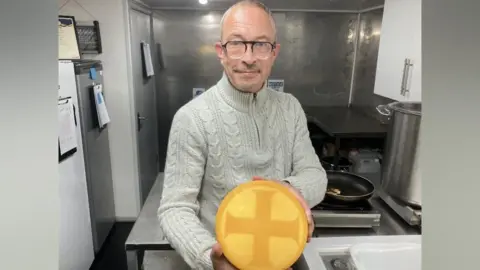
[211,242,224,259]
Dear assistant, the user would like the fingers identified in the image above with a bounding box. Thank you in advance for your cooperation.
[211,243,239,270]
[307,213,314,242]
[288,188,314,243]
[295,192,310,213]
[211,242,223,259]
[227,260,239,270]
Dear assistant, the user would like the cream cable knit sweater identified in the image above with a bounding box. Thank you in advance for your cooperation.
[158,73,327,269]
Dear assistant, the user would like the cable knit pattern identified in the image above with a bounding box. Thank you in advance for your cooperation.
[158,73,328,269]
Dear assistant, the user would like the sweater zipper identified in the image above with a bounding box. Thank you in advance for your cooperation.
[252,93,260,148]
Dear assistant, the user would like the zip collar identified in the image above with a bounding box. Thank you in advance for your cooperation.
[216,72,269,114]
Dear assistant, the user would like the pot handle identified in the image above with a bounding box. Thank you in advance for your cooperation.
[376,104,391,116]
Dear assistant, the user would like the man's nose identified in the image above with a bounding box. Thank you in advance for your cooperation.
[241,45,256,65]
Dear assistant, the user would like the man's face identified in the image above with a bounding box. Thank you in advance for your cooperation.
[216,5,280,93]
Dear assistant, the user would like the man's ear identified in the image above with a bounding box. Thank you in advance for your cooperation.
[273,43,281,58]
[215,42,224,60]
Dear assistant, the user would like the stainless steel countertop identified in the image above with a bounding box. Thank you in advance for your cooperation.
[125,177,169,250]
[304,106,387,138]
[126,176,421,269]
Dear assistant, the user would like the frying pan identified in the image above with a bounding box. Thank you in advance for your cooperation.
[325,170,375,204]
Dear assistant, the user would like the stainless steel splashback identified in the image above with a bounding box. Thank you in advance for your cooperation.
[152,10,361,169]
[152,11,224,171]
[350,7,393,123]
[272,12,358,107]
[143,0,384,11]
[351,9,383,107]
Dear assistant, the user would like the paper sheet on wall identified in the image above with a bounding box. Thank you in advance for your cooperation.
[93,84,111,127]
[58,17,81,59]
[58,99,78,155]
[267,79,285,92]
[142,42,155,76]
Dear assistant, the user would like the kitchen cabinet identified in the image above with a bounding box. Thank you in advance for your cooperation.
[373,0,421,102]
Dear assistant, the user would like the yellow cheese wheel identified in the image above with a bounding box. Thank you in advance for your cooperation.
[215,180,308,270]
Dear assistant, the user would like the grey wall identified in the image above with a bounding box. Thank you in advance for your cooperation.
[350,8,392,123]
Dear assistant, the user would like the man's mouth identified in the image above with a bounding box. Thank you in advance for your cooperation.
[235,70,260,74]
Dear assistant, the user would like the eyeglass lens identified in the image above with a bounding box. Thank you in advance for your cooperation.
[225,41,273,59]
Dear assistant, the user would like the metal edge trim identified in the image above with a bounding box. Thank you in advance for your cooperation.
[359,5,384,13]
[348,13,362,106]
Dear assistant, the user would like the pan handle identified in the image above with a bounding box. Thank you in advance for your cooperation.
[376,104,391,116]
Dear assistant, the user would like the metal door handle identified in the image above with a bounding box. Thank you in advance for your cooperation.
[404,58,413,96]
[400,59,408,95]
[400,58,413,96]
[137,113,147,131]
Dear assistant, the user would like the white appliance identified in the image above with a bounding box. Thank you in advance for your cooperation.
[302,235,421,270]
[58,61,95,270]
[350,242,421,270]
[72,60,115,254]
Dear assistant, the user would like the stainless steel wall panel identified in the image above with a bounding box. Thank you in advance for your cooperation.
[151,7,385,169]
[144,0,384,12]
[350,8,392,123]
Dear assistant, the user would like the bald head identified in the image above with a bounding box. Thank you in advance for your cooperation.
[215,0,280,93]
[220,0,276,42]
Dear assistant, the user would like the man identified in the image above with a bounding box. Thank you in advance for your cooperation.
[158,1,328,269]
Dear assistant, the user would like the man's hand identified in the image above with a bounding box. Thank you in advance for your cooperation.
[211,242,292,270]
[252,176,315,243]
[210,243,238,270]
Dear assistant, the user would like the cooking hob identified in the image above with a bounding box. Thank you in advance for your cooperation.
[311,198,381,228]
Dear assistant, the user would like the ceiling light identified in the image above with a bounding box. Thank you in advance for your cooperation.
[199,0,208,5]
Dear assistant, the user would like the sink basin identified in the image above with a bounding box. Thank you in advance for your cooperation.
[349,242,421,270]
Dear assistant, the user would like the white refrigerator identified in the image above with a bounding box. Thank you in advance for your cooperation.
[58,60,95,270]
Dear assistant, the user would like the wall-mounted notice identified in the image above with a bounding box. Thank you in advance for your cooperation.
[267,79,284,92]
[58,16,81,60]
[141,41,155,77]
[93,84,111,127]
[193,88,205,98]
[58,97,78,162]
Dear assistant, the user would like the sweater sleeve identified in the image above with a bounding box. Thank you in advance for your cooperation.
[157,107,216,270]
[283,96,328,208]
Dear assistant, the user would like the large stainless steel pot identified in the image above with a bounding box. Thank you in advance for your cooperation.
[377,101,422,207]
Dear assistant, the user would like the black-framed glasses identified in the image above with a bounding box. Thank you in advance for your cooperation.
[222,41,276,60]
